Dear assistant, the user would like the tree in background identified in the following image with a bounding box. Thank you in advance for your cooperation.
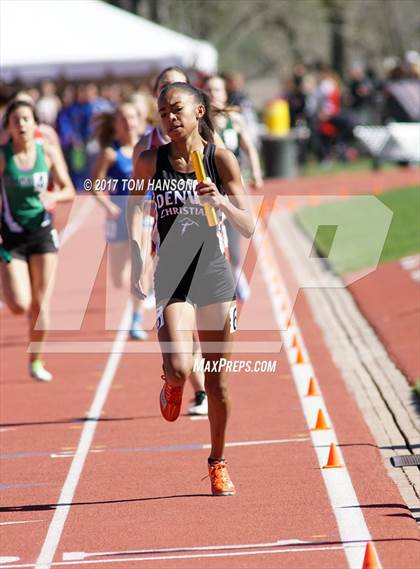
[103,0,420,80]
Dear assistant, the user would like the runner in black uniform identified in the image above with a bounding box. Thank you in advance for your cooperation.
[128,83,253,496]
[133,66,210,417]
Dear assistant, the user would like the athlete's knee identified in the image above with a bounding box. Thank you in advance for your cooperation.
[205,375,229,402]
[166,358,192,385]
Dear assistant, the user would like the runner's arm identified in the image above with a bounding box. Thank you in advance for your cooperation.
[132,133,151,171]
[45,144,75,203]
[90,147,120,217]
[233,112,263,189]
[199,148,254,238]
[127,149,156,298]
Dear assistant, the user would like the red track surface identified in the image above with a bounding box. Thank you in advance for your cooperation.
[1,183,419,568]
[346,258,420,385]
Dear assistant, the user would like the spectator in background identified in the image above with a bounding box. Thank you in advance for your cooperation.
[36,81,61,127]
[284,74,306,128]
[56,85,77,167]
[27,87,40,105]
[382,56,420,123]
[57,83,113,190]
[223,71,260,147]
[309,64,355,163]
[346,63,374,125]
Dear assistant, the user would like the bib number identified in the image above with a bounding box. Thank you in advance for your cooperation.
[229,304,237,334]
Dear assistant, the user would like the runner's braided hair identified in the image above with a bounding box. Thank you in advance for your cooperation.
[158,82,215,143]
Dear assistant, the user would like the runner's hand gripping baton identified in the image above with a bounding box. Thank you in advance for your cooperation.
[192,150,218,227]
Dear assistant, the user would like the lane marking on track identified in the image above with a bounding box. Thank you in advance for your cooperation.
[34,341,283,354]
[1,438,309,462]
[0,452,50,460]
[0,559,19,565]
[58,197,94,246]
[0,483,49,490]
[33,303,132,569]
[189,416,207,421]
[0,543,361,567]
[0,521,43,526]
[49,437,311,459]
[63,538,308,560]
[252,209,382,569]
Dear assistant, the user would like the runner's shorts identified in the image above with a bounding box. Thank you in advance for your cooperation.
[154,250,236,308]
[0,224,59,261]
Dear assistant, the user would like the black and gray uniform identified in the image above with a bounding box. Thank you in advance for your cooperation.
[152,142,235,309]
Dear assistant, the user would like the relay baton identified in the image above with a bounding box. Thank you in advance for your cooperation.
[192,150,218,227]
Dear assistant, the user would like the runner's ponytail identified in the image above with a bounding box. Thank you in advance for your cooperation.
[93,111,116,149]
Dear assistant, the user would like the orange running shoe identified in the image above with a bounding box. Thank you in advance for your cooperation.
[159,375,183,422]
[208,460,236,496]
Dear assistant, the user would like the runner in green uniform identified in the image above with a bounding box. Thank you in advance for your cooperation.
[0,99,75,381]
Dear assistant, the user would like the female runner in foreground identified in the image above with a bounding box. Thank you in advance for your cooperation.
[0,99,75,381]
[128,82,253,495]
[134,66,209,416]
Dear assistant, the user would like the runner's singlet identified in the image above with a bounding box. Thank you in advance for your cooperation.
[151,142,235,307]
[220,115,240,160]
[105,143,132,242]
[152,142,225,260]
[1,141,51,233]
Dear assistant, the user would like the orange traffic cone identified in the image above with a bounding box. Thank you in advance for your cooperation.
[362,543,379,569]
[287,316,293,329]
[291,334,299,348]
[323,443,343,468]
[295,348,304,364]
[306,377,319,397]
[340,188,349,199]
[312,409,331,430]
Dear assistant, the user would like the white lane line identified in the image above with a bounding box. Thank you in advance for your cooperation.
[58,198,94,246]
[0,521,43,526]
[252,211,382,569]
[63,538,307,561]
[49,437,310,459]
[211,438,309,449]
[0,544,353,567]
[0,559,19,565]
[34,303,132,569]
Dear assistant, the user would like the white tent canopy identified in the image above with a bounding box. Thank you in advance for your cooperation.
[0,0,218,82]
